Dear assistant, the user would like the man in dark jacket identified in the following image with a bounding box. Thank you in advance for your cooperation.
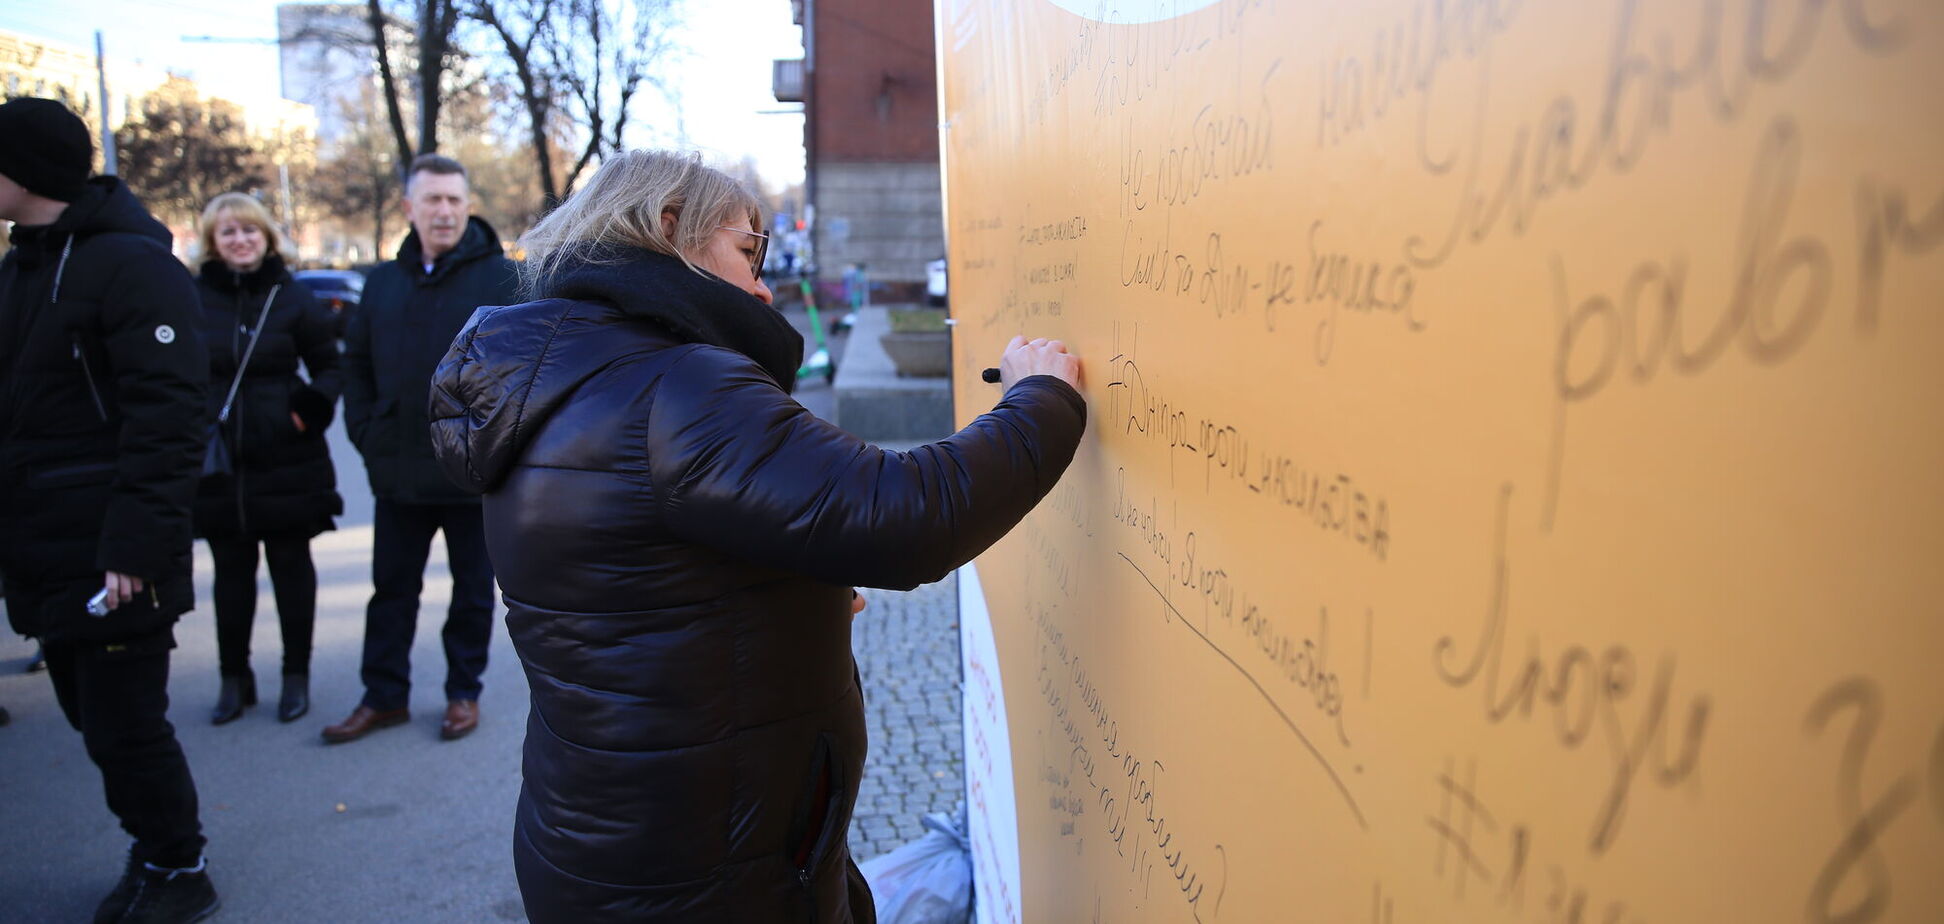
[0,97,219,923]
[324,153,518,744]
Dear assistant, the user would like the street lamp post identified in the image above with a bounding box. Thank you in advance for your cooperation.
[95,31,117,174]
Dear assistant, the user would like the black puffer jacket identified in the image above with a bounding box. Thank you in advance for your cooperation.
[0,177,208,643]
[344,217,518,503]
[192,253,343,539]
[428,250,1086,922]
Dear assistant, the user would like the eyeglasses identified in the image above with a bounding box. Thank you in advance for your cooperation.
[717,226,769,278]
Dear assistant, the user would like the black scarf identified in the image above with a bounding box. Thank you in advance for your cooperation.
[199,252,289,294]
[542,246,804,394]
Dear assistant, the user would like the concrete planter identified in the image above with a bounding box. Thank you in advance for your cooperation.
[879,330,952,377]
[887,307,950,333]
[836,307,953,441]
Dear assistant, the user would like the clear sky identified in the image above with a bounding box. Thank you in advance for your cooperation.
[0,0,807,189]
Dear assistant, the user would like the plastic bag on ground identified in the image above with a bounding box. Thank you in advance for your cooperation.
[859,804,973,924]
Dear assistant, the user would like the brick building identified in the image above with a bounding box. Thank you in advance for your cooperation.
[782,0,943,300]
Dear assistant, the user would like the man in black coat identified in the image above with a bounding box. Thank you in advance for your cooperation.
[0,98,218,923]
[324,153,519,745]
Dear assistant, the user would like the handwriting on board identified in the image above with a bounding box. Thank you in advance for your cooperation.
[942,1,1944,922]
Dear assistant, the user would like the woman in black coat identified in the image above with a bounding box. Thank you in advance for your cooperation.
[429,151,1086,923]
[193,193,343,725]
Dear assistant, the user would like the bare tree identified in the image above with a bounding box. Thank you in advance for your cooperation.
[114,77,267,232]
[413,0,463,155]
[470,0,564,205]
[442,79,552,237]
[359,0,462,175]
[557,0,683,195]
[313,85,403,260]
[363,0,416,171]
[468,0,682,208]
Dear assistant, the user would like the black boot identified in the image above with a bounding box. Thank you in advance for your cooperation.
[118,858,219,924]
[277,673,309,723]
[93,850,141,924]
[210,674,256,725]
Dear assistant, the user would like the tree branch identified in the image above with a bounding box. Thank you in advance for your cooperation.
[470,0,564,206]
[366,0,416,179]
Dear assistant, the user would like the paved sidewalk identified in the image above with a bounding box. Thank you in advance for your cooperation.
[0,302,967,920]
[850,574,965,862]
[0,557,965,922]
[0,511,536,923]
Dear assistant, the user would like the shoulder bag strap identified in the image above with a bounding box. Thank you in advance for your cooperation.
[217,283,280,423]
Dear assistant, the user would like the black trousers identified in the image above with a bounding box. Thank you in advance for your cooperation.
[208,535,316,679]
[360,500,495,711]
[45,628,206,868]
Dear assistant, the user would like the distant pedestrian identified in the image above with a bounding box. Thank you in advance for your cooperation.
[323,154,518,745]
[193,192,344,725]
[429,150,1086,922]
[0,97,219,924]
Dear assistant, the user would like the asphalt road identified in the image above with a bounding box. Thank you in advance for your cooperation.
[0,413,535,923]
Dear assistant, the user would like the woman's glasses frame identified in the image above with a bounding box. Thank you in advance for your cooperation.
[717,226,769,278]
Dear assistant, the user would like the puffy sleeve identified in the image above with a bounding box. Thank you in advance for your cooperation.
[645,345,1086,590]
[94,246,209,578]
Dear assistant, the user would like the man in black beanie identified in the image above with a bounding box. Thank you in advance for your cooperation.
[0,97,219,924]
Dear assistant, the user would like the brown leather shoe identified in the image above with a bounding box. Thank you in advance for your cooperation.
[320,705,409,744]
[440,699,479,741]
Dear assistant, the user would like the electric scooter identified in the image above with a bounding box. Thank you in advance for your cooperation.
[796,271,836,385]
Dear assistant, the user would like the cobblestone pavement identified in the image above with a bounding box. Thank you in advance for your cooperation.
[848,575,966,861]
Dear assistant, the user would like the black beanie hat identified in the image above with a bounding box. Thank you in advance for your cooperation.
[0,97,94,203]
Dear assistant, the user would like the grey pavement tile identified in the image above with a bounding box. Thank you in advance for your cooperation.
[847,574,966,863]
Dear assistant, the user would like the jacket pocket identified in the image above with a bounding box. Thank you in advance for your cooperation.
[354,395,397,453]
[33,577,177,647]
[788,732,848,923]
[98,622,177,661]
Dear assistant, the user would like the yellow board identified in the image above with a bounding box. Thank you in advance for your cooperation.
[938,1,1944,921]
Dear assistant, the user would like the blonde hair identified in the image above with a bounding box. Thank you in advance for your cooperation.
[517,150,764,296]
[198,192,288,264]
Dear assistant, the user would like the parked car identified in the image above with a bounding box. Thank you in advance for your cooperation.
[292,268,365,337]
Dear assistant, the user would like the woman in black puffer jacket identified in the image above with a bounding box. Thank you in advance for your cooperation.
[193,193,343,725]
[429,152,1086,923]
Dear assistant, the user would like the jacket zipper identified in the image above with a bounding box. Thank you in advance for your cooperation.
[222,281,283,533]
[797,812,842,924]
[72,337,109,422]
[793,735,844,924]
[52,236,109,424]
